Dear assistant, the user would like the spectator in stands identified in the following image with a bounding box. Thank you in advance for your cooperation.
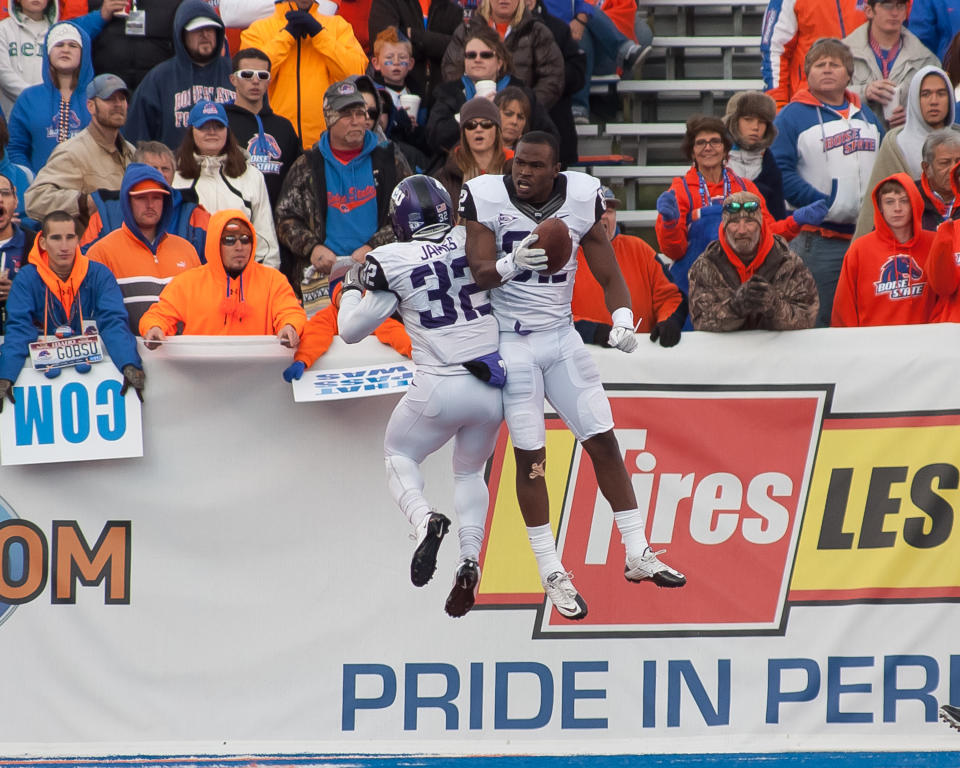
[369,1,463,104]
[655,114,824,308]
[844,0,939,130]
[87,164,201,334]
[0,209,144,408]
[275,78,411,309]
[81,141,210,261]
[7,20,92,174]
[925,182,960,318]
[0,172,36,332]
[723,90,787,220]
[240,0,367,150]
[87,1,186,92]
[173,100,279,269]
[225,47,302,209]
[0,0,84,22]
[524,0,582,164]
[427,25,557,156]
[0,0,123,118]
[574,185,687,348]
[554,0,649,125]
[907,0,960,60]
[762,0,866,110]
[125,2,235,150]
[496,86,530,151]
[141,209,305,346]
[371,27,423,116]
[0,113,31,220]
[281,281,411,382]
[855,66,959,237]
[25,73,135,227]
[772,38,883,326]
[944,32,960,100]
[833,173,937,326]
[914,131,960,231]
[436,97,510,204]
[688,191,819,332]
[442,0,564,113]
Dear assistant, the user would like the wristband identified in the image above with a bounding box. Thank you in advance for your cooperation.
[495,255,518,281]
[611,306,634,329]
[572,17,586,25]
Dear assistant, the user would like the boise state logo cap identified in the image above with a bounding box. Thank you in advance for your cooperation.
[323,80,365,116]
[188,100,228,128]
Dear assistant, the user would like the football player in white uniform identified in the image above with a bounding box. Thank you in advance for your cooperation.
[338,175,504,618]
[460,132,686,620]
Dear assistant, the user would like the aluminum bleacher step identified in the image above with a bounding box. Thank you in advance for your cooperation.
[617,78,765,93]
[651,35,761,48]
[616,210,659,227]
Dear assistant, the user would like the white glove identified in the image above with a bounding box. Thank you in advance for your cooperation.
[607,307,638,353]
[513,232,548,271]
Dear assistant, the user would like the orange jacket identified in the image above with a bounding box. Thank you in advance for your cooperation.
[761,0,866,110]
[240,1,368,148]
[572,232,682,333]
[832,172,937,327]
[655,165,800,263]
[295,283,411,366]
[87,224,200,281]
[925,220,960,322]
[139,209,306,336]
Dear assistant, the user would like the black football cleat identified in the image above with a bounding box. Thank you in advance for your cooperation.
[410,512,450,587]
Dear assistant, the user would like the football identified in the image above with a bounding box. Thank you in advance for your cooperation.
[533,217,573,275]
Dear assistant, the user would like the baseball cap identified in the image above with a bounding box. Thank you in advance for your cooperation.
[188,100,228,128]
[600,185,621,209]
[323,80,366,116]
[86,73,129,101]
[129,179,170,197]
[183,16,223,32]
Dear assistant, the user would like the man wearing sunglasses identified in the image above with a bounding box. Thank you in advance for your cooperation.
[688,191,819,331]
[140,209,305,345]
[225,47,302,210]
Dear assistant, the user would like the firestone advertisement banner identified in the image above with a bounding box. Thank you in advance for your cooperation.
[0,327,957,756]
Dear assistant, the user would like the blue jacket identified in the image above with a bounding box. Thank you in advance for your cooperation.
[0,151,30,220]
[124,0,235,149]
[317,130,380,256]
[6,20,94,174]
[907,0,960,60]
[0,247,140,382]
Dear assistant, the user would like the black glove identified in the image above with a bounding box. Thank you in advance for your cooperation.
[285,10,322,38]
[0,378,14,413]
[120,365,145,403]
[734,276,773,315]
[650,317,682,348]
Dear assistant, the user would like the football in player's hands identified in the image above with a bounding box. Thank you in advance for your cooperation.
[533,217,573,275]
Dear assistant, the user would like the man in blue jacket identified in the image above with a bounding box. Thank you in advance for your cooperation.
[0,210,144,410]
[124,0,235,149]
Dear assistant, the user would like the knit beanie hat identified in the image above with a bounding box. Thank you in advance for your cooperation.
[721,191,764,225]
[46,23,83,54]
[460,97,501,127]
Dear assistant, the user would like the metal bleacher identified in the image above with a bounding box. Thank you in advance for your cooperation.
[579,0,768,236]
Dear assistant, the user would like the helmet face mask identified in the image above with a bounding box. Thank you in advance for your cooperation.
[389,175,454,242]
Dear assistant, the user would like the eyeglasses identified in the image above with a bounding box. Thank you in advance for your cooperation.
[233,69,270,81]
[464,119,496,130]
[366,107,379,121]
[723,200,760,214]
[221,234,253,245]
[382,57,411,67]
[694,137,724,148]
[465,50,496,60]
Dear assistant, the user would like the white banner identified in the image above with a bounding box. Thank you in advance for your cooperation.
[0,328,957,756]
[291,361,415,402]
[0,363,143,465]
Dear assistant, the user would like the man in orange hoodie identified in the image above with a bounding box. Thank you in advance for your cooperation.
[0,210,144,408]
[140,209,306,346]
[87,163,201,334]
[573,185,687,347]
[833,172,938,326]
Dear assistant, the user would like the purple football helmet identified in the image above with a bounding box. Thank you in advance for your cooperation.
[389,174,454,242]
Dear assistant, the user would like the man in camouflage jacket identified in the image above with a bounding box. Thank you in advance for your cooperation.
[688,191,819,331]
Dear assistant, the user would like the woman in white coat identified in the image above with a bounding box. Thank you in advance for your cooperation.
[173,99,279,268]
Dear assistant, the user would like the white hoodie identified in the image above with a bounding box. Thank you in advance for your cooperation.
[0,0,59,118]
